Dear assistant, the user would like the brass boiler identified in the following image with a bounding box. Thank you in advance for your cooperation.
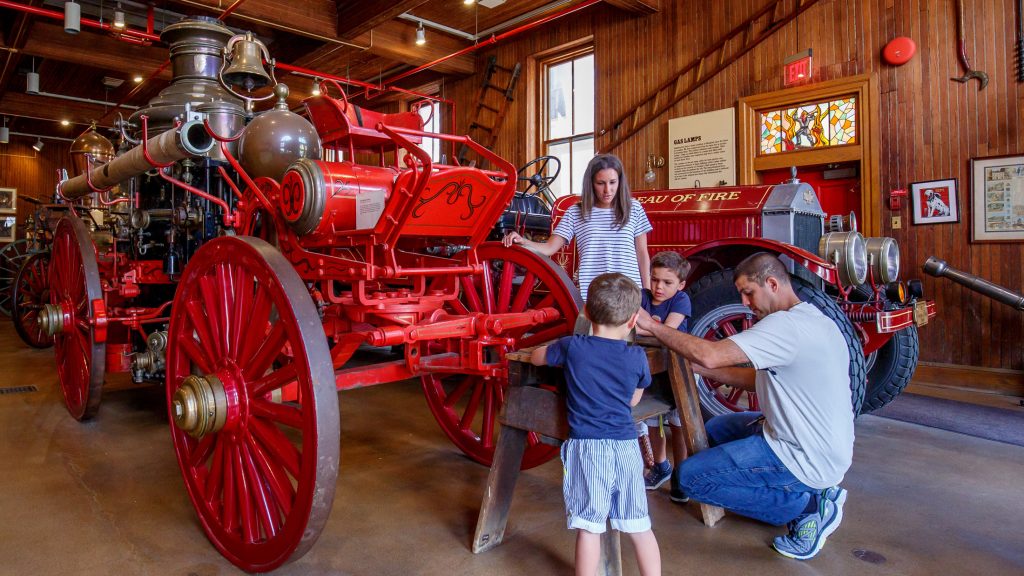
[923,256,1024,310]
[128,16,245,160]
[278,159,398,236]
[60,123,215,200]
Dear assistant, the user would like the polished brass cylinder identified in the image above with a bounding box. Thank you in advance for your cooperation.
[38,304,64,336]
[171,374,228,438]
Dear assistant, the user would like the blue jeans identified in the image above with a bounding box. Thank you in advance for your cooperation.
[675,412,816,526]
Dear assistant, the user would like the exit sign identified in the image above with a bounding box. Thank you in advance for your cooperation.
[783,49,813,86]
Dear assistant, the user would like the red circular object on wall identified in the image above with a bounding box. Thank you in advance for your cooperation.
[882,36,916,65]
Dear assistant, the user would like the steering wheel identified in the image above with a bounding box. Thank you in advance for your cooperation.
[516,156,561,198]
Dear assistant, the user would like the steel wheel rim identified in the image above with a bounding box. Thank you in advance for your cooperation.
[421,243,581,469]
[0,238,32,316]
[13,252,54,348]
[690,303,759,416]
[50,217,104,420]
[166,236,338,572]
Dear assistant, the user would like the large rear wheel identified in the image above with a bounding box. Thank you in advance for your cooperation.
[166,236,338,572]
[48,216,105,420]
[421,243,581,469]
[0,238,31,317]
[860,325,919,413]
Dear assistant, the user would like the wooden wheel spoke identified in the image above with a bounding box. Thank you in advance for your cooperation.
[177,333,215,375]
[252,398,304,429]
[244,322,288,381]
[508,271,537,313]
[239,439,279,540]
[229,267,255,361]
[222,441,239,534]
[726,387,743,404]
[250,418,301,479]
[444,375,473,409]
[250,364,298,399]
[238,287,273,367]
[203,438,226,508]
[246,432,294,518]
[232,443,259,543]
[496,261,515,313]
[186,299,221,364]
[458,383,484,432]
[479,261,496,314]
[189,433,217,469]
[198,275,227,360]
[719,321,741,337]
[460,275,484,313]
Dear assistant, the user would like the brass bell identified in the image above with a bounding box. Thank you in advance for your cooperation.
[222,32,271,92]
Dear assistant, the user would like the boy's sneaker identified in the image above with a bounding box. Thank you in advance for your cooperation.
[771,487,847,560]
[644,461,672,490]
[669,486,689,504]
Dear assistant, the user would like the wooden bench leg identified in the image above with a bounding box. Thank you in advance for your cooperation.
[667,352,726,527]
[473,425,529,553]
[598,529,622,576]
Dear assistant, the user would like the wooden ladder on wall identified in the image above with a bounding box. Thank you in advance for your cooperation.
[599,0,824,152]
[459,56,522,167]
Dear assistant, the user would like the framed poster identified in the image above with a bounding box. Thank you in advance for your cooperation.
[0,188,15,213]
[910,179,959,225]
[0,215,15,242]
[971,155,1024,242]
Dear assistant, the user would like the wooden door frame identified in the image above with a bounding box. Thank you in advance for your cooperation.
[737,74,881,236]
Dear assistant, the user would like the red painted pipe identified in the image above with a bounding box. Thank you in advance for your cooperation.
[382,0,602,88]
[217,0,251,21]
[0,0,160,42]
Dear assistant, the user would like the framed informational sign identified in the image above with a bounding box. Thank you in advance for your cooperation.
[909,179,959,225]
[668,108,736,189]
[0,188,15,213]
[971,155,1024,242]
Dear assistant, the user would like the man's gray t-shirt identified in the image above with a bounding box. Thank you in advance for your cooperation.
[729,301,854,489]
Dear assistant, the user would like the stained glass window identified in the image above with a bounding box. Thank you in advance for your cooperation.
[758,96,857,155]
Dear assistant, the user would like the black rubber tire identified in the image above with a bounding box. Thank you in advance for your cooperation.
[859,324,919,413]
[686,269,866,417]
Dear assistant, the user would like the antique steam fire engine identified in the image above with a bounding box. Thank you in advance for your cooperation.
[45,16,579,572]
[552,180,935,417]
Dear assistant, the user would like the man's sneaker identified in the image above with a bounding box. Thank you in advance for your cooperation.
[644,461,672,490]
[771,488,847,560]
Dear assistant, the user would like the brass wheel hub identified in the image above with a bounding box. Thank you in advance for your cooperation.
[38,303,65,336]
[172,374,228,438]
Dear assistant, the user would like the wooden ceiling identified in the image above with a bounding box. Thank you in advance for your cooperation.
[0,0,656,147]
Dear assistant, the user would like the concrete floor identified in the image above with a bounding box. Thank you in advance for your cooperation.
[1,323,1022,576]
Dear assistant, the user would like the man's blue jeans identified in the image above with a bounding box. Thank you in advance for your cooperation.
[675,412,817,526]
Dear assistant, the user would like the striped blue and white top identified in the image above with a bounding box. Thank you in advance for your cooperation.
[553,200,653,300]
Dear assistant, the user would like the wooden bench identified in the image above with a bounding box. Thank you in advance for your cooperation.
[473,339,725,574]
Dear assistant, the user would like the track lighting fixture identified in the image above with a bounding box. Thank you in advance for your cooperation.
[33,138,44,152]
[65,1,81,35]
[415,22,426,46]
[114,3,126,29]
[311,78,321,97]
[26,59,39,95]
[0,118,8,144]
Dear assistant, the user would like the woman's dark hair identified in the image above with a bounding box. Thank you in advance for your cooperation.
[580,153,632,229]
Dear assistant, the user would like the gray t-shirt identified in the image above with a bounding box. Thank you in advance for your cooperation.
[729,301,854,489]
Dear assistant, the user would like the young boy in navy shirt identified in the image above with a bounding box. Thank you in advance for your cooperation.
[636,251,692,500]
[531,273,661,576]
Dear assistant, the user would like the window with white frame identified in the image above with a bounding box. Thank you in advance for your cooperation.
[416,99,441,163]
[541,49,594,197]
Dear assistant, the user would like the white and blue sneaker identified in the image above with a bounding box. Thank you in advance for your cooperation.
[772,487,848,560]
[644,461,672,490]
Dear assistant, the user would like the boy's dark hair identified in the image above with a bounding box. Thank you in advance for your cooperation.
[734,252,791,287]
[585,273,641,326]
[651,251,691,282]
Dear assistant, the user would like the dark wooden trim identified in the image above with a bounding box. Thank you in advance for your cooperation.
[911,362,1024,397]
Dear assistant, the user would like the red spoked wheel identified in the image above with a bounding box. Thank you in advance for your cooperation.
[166,236,338,573]
[688,302,759,415]
[0,238,31,317]
[48,216,105,420]
[421,243,582,469]
[12,252,54,348]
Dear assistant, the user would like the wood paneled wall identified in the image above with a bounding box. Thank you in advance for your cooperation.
[445,0,1024,380]
[0,138,70,229]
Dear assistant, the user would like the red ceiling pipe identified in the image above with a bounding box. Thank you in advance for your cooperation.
[382,0,601,88]
[217,0,251,21]
[0,0,160,42]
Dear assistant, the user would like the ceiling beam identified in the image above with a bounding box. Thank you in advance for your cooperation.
[334,0,429,40]
[22,22,171,82]
[0,92,113,128]
[350,20,474,76]
[170,0,340,41]
[603,0,660,13]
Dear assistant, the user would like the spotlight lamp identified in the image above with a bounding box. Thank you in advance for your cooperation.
[311,78,321,97]
[415,22,426,46]
[0,118,9,144]
[65,1,81,35]
[114,3,126,29]
[33,138,45,152]
[26,58,39,95]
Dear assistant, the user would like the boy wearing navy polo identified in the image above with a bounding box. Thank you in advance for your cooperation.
[531,273,661,576]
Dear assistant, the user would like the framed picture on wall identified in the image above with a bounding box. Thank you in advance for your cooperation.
[0,215,15,242]
[910,179,959,225]
[0,188,15,213]
[971,154,1024,242]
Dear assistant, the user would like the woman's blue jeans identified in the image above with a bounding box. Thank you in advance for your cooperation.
[675,412,816,526]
